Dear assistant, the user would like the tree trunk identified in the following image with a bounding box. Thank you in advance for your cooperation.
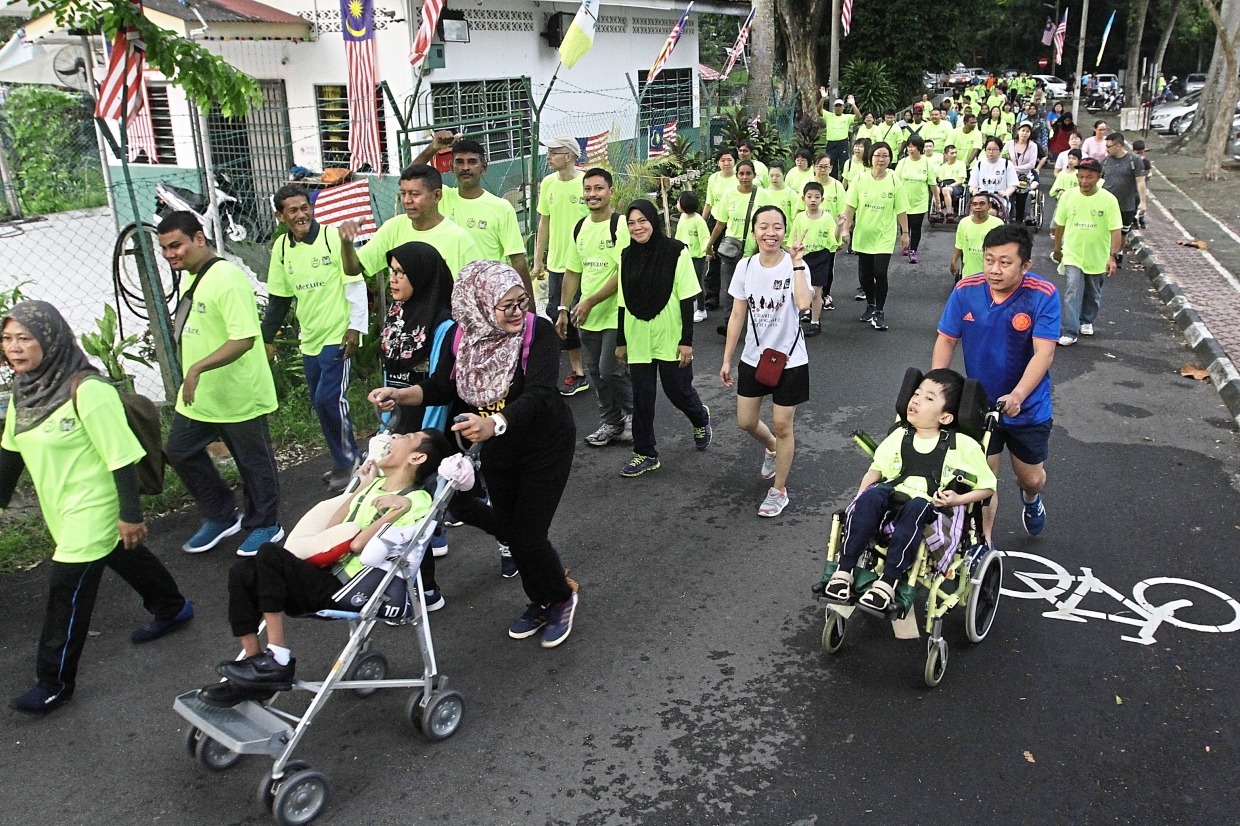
[1175,0,1240,167]
[1201,0,1240,178]
[1125,0,1153,105]
[775,0,829,116]
[746,0,776,112]
[1152,0,1184,79]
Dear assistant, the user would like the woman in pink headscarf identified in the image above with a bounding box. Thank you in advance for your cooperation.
[369,261,580,649]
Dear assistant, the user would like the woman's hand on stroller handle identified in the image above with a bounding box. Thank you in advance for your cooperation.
[369,386,399,412]
[452,413,495,444]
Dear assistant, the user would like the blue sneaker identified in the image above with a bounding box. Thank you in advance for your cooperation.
[541,592,578,648]
[131,599,194,643]
[422,588,445,612]
[694,405,712,450]
[237,524,285,557]
[508,602,547,639]
[1021,494,1046,536]
[620,454,661,477]
[182,512,242,553]
[500,543,518,578]
[10,685,72,714]
[431,529,449,558]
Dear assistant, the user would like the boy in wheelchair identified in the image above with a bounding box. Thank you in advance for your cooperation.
[198,429,451,707]
[823,369,996,614]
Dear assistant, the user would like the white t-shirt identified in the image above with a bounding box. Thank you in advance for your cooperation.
[969,157,1019,193]
[728,252,812,369]
[1054,152,1074,173]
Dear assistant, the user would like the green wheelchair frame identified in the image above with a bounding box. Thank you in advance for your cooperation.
[815,374,1005,688]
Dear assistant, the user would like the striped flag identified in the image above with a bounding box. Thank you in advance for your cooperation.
[409,0,445,68]
[1053,11,1068,65]
[574,130,610,168]
[841,0,853,36]
[1040,17,1054,47]
[649,3,693,84]
[560,0,600,70]
[95,0,158,162]
[341,0,382,172]
[648,121,678,158]
[312,179,378,241]
[722,8,754,80]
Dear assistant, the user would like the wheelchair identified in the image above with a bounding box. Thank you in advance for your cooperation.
[926,183,967,229]
[812,368,1004,688]
[1013,174,1045,232]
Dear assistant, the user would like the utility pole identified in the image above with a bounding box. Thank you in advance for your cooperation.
[1072,0,1091,123]
[829,0,841,98]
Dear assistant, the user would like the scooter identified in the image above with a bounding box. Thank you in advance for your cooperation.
[154,171,254,242]
[1086,87,1125,113]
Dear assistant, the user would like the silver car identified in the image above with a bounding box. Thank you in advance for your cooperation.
[1184,73,1208,94]
[1033,74,1068,98]
[1150,90,1202,134]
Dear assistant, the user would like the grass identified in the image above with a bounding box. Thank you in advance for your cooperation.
[0,513,56,573]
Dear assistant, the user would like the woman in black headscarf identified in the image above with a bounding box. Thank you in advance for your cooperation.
[614,200,712,478]
[379,242,454,434]
[0,301,189,714]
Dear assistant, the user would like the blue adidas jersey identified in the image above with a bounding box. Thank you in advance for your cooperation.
[938,273,1060,427]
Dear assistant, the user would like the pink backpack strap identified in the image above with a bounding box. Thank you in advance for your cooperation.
[520,312,536,372]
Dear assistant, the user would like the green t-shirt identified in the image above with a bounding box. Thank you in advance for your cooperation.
[440,187,526,263]
[936,159,968,183]
[674,212,708,258]
[842,158,867,187]
[784,166,814,200]
[564,213,631,331]
[872,123,906,153]
[952,128,985,167]
[338,479,435,578]
[818,177,847,233]
[617,248,701,363]
[845,172,910,255]
[717,186,774,256]
[766,186,799,224]
[357,214,480,279]
[3,380,145,563]
[745,159,770,189]
[897,155,933,215]
[705,171,739,210]
[1054,187,1123,275]
[267,223,361,356]
[822,111,855,142]
[177,260,277,423]
[919,120,954,150]
[979,119,1009,143]
[790,209,840,254]
[986,93,1006,110]
[854,124,880,143]
[536,171,589,273]
[1048,169,1079,199]
[954,215,1004,277]
[869,428,997,501]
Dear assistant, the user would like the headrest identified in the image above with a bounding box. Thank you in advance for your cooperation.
[894,367,924,426]
[955,378,990,443]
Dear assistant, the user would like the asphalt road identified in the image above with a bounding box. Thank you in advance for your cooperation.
[2,210,1238,826]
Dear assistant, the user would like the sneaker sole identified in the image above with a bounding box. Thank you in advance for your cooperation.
[432,546,449,558]
[236,526,286,557]
[502,569,520,579]
[182,515,243,554]
[620,463,661,477]
[540,599,577,648]
[424,597,445,612]
[560,381,592,396]
[759,498,789,517]
[509,621,546,639]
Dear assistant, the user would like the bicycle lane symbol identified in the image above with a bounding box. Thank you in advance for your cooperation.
[999,551,1240,645]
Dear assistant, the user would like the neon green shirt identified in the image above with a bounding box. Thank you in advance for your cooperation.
[267,223,361,356]
[822,111,855,142]
[846,172,910,255]
[854,124,880,143]
[897,155,933,215]
[1049,168,1079,198]
[842,158,867,187]
[790,209,839,254]
[564,213,630,331]
[440,187,526,263]
[744,159,770,189]
[536,171,589,273]
[617,248,700,363]
[766,186,799,223]
[339,479,434,578]
[705,170,739,213]
[952,128,985,167]
[176,260,277,423]
[3,380,145,563]
[784,166,814,200]
[1054,187,1123,275]
[980,119,1009,143]
[936,159,968,183]
[872,123,906,152]
[954,215,1004,277]
[357,214,479,279]
[869,428,996,501]
[919,120,953,150]
[674,212,708,258]
[716,186,774,256]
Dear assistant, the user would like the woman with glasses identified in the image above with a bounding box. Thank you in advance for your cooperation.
[369,261,580,649]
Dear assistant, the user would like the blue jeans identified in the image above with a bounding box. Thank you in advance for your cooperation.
[303,343,359,471]
[1061,265,1105,338]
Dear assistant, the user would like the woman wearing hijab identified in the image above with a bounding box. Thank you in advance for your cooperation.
[615,200,712,477]
[369,261,579,648]
[0,301,191,714]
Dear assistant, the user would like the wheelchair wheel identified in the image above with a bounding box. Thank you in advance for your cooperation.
[965,549,1004,643]
[821,609,847,654]
[924,638,949,688]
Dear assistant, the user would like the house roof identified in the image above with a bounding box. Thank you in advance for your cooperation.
[144,0,308,26]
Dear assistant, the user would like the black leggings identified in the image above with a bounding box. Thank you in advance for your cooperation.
[908,213,925,252]
[858,253,892,310]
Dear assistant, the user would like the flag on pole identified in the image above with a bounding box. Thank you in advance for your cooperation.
[341,0,382,172]
[574,130,611,168]
[841,0,853,36]
[1053,11,1068,65]
[95,0,158,162]
[1096,10,1116,67]
[648,121,678,158]
[312,179,379,241]
[409,0,445,68]
[1040,17,1055,46]
[560,0,600,69]
[722,8,754,80]
[648,3,693,84]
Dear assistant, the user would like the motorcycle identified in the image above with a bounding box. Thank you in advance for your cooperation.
[1086,87,1125,113]
[154,171,254,243]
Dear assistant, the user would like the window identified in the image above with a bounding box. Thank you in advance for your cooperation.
[133,84,177,165]
[637,68,693,130]
[315,84,389,172]
[427,78,531,162]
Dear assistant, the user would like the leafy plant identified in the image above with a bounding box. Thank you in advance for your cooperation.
[611,160,658,212]
[842,59,899,115]
[3,86,106,216]
[750,119,788,165]
[791,115,827,156]
[79,304,151,393]
[717,109,753,154]
[0,280,31,388]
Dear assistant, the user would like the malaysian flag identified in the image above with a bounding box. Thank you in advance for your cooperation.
[648,121,678,158]
[409,0,445,69]
[574,130,610,168]
[312,179,379,242]
[649,3,693,84]
[1040,17,1055,46]
[842,0,853,36]
[1053,10,1068,65]
[95,0,158,162]
[722,8,754,80]
[341,0,382,172]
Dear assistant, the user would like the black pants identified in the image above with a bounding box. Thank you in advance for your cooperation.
[704,216,722,306]
[692,257,707,311]
[630,360,709,458]
[908,213,925,252]
[38,542,185,695]
[165,412,280,530]
[858,253,893,309]
[839,484,938,583]
[544,270,581,351]
[826,140,849,180]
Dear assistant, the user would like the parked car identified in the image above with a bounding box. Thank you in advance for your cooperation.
[1094,73,1120,91]
[1032,74,1069,98]
[1150,90,1202,134]
[1231,117,1240,160]
[1184,73,1208,94]
[945,63,973,86]
[1174,103,1240,136]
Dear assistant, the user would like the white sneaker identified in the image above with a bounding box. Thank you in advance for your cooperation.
[617,414,633,442]
[693,308,708,323]
[758,487,789,517]
[760,449,777,480]
[1080,323,1094,336]
[1057,335,1078,346]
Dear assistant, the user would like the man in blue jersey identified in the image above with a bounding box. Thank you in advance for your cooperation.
[932,224,1059,543]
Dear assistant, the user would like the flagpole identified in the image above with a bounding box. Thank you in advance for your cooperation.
[829,0,841,99]
[530,62,565,232]
[1072,0,1090,122]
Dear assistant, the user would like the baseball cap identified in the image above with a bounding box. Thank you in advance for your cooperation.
[1077,157,1102,173]
[541,135,581,155]
[833,98,845,106]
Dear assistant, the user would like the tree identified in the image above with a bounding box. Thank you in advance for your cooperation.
[1152,0,1186,81]
[1174,0,1239,180]
[1126,0,1153,105]
[747,0,776,110]
[775,0,830,116]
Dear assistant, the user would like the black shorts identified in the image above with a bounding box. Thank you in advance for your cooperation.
[987,418,1052,465]
[737,361,810,407]
[804,248,836,287]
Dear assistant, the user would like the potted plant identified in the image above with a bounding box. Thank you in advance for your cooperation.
[79,304,152,394]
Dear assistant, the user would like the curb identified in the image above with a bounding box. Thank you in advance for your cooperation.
[1129,229,1240,427]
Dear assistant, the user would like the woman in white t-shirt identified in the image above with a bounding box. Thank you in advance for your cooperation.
[720,205,813,518]
[968,137,1019,218]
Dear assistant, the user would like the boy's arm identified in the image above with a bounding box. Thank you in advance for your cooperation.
[855,469,882,498]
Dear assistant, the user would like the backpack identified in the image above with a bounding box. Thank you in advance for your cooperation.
[71,372,166,495]
[573,212,621,245]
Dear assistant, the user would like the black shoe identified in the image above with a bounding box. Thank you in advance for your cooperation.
[859,304,876,323]
[804,321,822,337]
[198,680,277,708]
[216,651,295,689]
[10,685,72,714]
[854,287,866,301]
[704,301,720,311]
[871,310,889,331]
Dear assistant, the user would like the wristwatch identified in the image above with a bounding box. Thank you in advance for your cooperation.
[491,414,508,436]
[557,305,569,314]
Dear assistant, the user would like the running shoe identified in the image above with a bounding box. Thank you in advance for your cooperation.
[541,592,578,648]
[182,512,242,554]
[823,296,835,311]
[422,588,445,612]
[1022,494,1047,536]
[237,524,285,557]
[901,248,910,257]
[760,448,777,480]
[871,310,889,331]
[804,321,822,337]
[621,454,661,477]
[859,304,876,323]
[560,374,591,396]
[131,599,194,643]
[693,308,708,323]
[586,422,625,446]
[693,406,713,450]
[854,287,867,301]
[500,543,518,578]
[509,603,547,639]
[1057,335,1078,346]
[758,487,789,518]
[9,685,71,714]
[431,530,449,558]
[908,251,919,264]
[1080,323,1095,336]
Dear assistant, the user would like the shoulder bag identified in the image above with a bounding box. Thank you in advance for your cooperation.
[747,294,803,388]
[716,188,758,263]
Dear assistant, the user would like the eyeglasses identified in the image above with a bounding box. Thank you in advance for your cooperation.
[495,295,530,315]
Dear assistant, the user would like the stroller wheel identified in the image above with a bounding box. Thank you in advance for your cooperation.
[405,689,426,733]
[421,690,465,742]
[257,760,311,809]
[194,731,243,771]
[272,768,331,826]
[347,653,388,699]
